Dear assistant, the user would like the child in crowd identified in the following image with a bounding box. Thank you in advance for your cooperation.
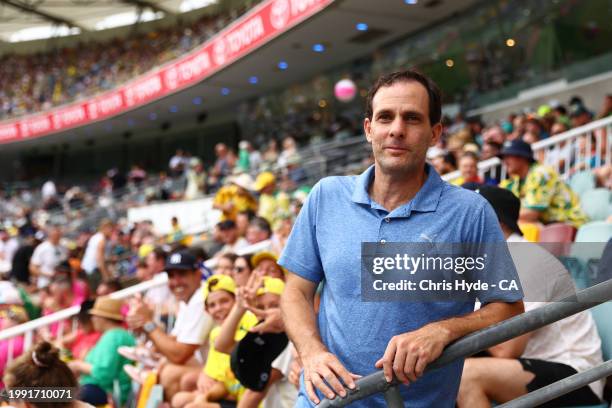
[172,275,258,408]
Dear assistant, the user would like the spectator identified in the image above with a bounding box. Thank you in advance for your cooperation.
[570,104,592,128]
[170,149,188,177]
[215,252,237,276]
[213,174,258,222]
[499,139,587,228]
[262,139,279,168]
[251,252,285,281]
[69,297,135,406]
[81,219,114,289]
[597,94,612,119]
[0,226,19,271]
[168,216,186,244]
[431,150,457,175]
[57,300,102,361]
[96,279,122,297]
[277,137,298,168]
[29,224,67,289]
[451,151,483,186]
[246,217,272,245]
[143,246,174,310]
[457,186,604,407]
[185,158,207,200]
[2,341,85,407]
[9,232,40,284]
[217,220,249,254]
[231,254,253,287]
[255,172,282,225]
[0,305,28,385]
[127,250,213,400]
[236,209,256,239]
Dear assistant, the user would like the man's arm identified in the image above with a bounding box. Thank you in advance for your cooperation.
[95,238,110,280]
[376,301,524,384]
[146,327,199,365]
[518,208,541,223]
[281,273,358,405]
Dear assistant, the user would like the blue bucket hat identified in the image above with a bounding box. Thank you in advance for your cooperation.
[500,139,535,163]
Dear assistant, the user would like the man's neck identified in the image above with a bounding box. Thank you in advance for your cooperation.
[369,165,427,212]
[516,164,531,179]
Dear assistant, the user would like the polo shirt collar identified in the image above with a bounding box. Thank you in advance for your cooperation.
[351,164,444,216]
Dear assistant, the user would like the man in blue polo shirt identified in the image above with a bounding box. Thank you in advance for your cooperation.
[279,70,524,407]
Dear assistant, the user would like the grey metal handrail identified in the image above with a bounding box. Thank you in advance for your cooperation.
[317,278,612,407]
[498,359,612,408]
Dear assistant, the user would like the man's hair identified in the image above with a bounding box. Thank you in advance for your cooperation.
[249,216,272,236]
[365,70,442,125]
[459,151,479,162]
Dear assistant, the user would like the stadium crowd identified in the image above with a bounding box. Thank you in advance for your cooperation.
[0,1,259,120]
[1,81,611,407]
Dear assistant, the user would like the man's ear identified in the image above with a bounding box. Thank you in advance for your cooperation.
[430,122,443,146]
[364,118,372,143]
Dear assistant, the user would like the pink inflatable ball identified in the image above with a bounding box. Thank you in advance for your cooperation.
[334,79,357,102]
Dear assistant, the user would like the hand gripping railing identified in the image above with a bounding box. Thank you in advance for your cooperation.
[317,278,612,407]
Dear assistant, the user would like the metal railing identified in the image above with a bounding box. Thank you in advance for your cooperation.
[318,278,612,407]
[442,115,612,184]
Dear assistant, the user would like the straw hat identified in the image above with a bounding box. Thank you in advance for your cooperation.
[89,297,124,321]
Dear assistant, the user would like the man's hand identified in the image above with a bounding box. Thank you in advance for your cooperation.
[375,322,450,384]
[126,295,154,330]
[301,349,360,405]
[248,307,284,334]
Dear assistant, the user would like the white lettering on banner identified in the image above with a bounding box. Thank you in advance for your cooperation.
[165,52,212,89]
[52,107,86,129]
[124,76,163,106]
[291,0,321,15]
[270,0,290,29]
[213,39,227,65]
[225,16,265,55]
[98,93,123,115]
[22,117,51,136]
[0,124,18,141]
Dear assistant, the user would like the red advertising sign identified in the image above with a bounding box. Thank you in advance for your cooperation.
[0,0,333,144]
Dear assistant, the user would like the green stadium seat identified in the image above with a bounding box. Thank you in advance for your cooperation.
[570,171,596,197]
[581,189,612,222]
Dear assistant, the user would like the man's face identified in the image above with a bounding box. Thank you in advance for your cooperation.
[503,155,529,177]
[167,269,200,302]
[246,225,269,244]
[481,143,500,160]
[146,253,164,275]
[364,81,442,175]
[458,157,478,180]
[551,123,567,136]
[49,227,62,243]
[255,259,284,280]
[219,228,237,244]
[257,293,281,311]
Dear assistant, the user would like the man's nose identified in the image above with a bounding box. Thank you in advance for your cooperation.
[389,116,405,138]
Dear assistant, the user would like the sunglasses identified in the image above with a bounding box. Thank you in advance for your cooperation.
[233,266,247,273]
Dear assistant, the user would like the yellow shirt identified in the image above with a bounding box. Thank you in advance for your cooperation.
[213,186,258,221]
[204,312,259,399]
[500,164,587,228]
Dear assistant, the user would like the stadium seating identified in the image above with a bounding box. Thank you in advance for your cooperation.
[575,222,612,243]
[570,171,597,198]
[580,189,612,222]
[539,223,576,257]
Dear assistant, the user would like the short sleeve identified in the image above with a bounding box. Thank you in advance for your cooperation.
[278,182,324,283]
[175,297,213,345]
[522,168,554,211]
[465,201,524,304]
[30,245,43,266]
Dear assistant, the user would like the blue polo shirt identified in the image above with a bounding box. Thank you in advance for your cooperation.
[278,165,523,408]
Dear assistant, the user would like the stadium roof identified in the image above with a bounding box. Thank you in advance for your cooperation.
[0,0,217,42]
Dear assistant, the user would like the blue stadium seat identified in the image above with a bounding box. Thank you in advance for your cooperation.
[575,222,612,243]
[581,189,612,222]
[570,171,596,197]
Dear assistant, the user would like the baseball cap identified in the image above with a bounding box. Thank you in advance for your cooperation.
[202,274,236,304]
[165,250,198,271]
[500,139,535,163]
[256,277,285,296]
[254,172,276,191]
[466,185,523,236]
[230,331,289,391]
